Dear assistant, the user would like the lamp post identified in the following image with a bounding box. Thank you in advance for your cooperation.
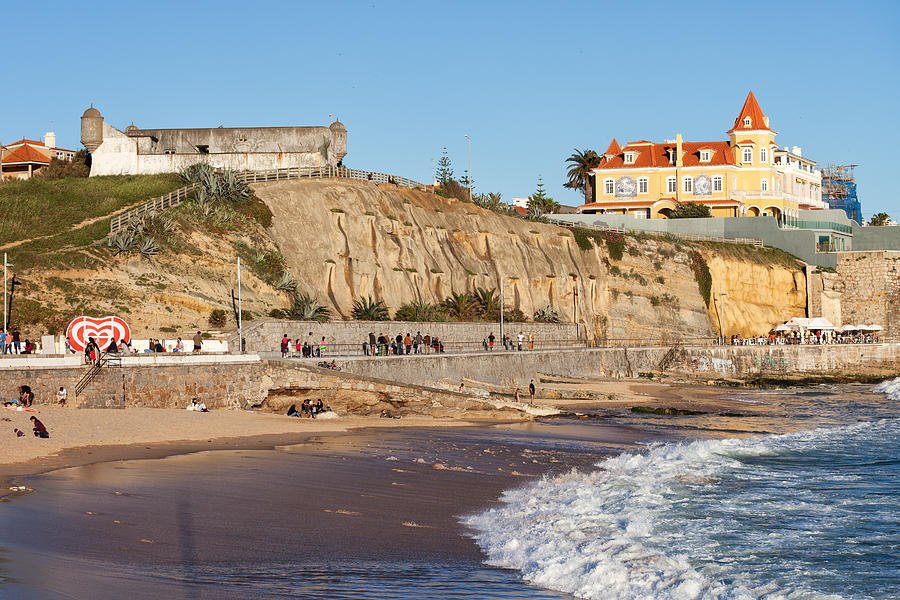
[465,134,472,202]
[499,275,504,342]
[3,252,11,332]
[718,292,728,345]
[237,257,243,353]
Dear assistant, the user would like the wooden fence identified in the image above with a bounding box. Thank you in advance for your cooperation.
[109,166,427,234]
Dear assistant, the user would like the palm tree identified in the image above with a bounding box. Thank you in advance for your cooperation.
[869,212,891,227]
[394,300,447,322]
[443,292,477,320]
[564,149,602,204]
[276,293,331,322]
[351,296,390,321]
[473,287,500,319]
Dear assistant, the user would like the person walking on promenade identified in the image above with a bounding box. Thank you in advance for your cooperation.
[280,334,290,358]
[488,332,495,351]
[517,332,524,352]
[11,327,21,354]
[423,333,431,354]
[528,332,535,351]
[529,379,536,404]
[368,331,377,356]
[404,333,412,355]
[0,329,6,354]
[414,331,423,354]
[192,331,203,353]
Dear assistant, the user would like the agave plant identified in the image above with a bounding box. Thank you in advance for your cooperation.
[443,292,477,320]
[139,237,160,259]
[108,232,135,255]
[181,163,250,203]
[533,305,561,323]
[276,292,331,322]
[352,296,390,321]
[275,271,298,293]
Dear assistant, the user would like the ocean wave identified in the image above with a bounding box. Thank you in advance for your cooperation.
[463,421,894,600]
[873,376,900,401]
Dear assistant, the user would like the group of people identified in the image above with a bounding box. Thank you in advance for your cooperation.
[286,399,330,418]
[15,416,49,439]
[0,327,35,354]
[4,384,50,439]
[280,333,328,358]
[733,329,882,346]
[363,331,445,356]
[76,331,206,363]
[482,331,537,352]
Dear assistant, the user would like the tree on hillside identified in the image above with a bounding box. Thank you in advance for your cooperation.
[669,202,712,219]
[527,176,560,216]
[869,212,891,226]
[564,148,602,204]
[37,150,90,179]
[436,147,454,185]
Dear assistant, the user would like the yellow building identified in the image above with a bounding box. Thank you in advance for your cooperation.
[578,91,823,221]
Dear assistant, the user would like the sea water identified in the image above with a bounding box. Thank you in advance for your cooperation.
[464,378,900,599]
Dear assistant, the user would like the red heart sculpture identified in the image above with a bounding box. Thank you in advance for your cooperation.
[65,316,132,352]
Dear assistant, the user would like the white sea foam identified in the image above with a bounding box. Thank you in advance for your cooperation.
[873,376,900,401]
[462,424,875,600]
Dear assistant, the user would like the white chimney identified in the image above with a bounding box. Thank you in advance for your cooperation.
[43,131,56,149]
[791,146,802,156]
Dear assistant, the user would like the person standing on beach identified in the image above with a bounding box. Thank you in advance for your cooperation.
[192,331,203,353]
[514,388,521,403]
[529,379,536,403]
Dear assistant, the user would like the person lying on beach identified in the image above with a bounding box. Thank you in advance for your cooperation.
[286,404,301,418]
[31,416,49,438]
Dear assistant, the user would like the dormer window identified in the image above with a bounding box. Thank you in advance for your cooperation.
[700,150,711,162]
[623,152,636,164]
[743,117,752,127]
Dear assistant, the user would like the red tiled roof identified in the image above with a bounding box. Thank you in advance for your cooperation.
[736,139,755,145]
[604,138,621,155]
[3,138,44,147]
[595,140,735,170]
[1,144,50,165]
[513,206,527,215]
[728,91,773,133]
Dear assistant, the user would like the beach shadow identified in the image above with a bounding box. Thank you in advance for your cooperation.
[176,494,200,599]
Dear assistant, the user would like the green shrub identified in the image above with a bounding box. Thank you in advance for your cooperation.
[689,250,712,306]
[572,227,594,251]
[352,296,390,321]
[599,230,625,261]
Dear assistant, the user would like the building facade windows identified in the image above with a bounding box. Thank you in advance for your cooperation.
[761,178,769,192]
[638,177,648,194]
[713,176,723,192]
[742,147,752,163]
[624,152,636,164]
[760,148,767,163]
[604,178,614,195]
[683,177,693,193]
[700,150,711,162]
[666,176,676,194]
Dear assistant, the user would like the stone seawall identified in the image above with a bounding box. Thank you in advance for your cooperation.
[338,343,900,387]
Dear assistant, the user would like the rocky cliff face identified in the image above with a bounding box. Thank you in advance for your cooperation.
[703,253,807,338]
[255,179,723,341]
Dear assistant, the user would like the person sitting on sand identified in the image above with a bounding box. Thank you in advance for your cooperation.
[286,404,301,418]
[56,386,68,407]
[31,416,49,438]
[20,385,34,408]
[186,397,208,412]
[300,399,312,418]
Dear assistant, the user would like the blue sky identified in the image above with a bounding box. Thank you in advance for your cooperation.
[2,1,898,216]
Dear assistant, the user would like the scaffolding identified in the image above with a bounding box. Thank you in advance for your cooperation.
[821,164,862,224]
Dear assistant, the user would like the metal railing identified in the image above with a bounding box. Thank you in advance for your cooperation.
[74,352,122,397]
[547,219,764,247]
[109,166,428,234]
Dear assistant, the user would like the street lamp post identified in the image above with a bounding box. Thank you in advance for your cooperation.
[237,257,243,353]
[719,292,728,345]
[3,252,11,333]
